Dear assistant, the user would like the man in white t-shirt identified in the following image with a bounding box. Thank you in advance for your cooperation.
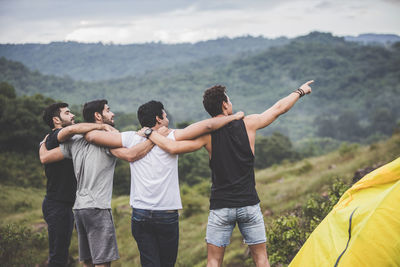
[86,100,243,266]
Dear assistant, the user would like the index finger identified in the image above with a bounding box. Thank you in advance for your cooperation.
[306,80,314,85]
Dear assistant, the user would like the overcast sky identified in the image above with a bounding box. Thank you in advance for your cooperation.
[0,0,399,44]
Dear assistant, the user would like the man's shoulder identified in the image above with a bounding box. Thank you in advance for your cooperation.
[45,128,63,149]
[121,131,143,147]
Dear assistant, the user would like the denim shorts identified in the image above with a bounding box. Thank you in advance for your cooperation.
[205,203,266,247]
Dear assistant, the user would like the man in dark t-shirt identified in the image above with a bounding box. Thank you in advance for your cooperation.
[40,103,112,267]
[146,80,313,267]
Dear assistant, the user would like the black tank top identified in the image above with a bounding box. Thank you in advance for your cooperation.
[209,119,260,210]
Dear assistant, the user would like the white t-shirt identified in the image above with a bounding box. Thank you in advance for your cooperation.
[121,130,182,210]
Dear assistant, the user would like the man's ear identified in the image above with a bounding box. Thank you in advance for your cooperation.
[155,115,162,124]
[222,101,228,111]
[94,112,103,122]
[52,116,61,126]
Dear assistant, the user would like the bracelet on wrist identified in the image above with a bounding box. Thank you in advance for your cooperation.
[293,88,305,98]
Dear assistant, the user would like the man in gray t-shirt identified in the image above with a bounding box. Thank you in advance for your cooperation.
[40,99,153,267]
[61,135,117,210]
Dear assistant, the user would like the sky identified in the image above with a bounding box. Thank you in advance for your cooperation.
[0,0,399,44]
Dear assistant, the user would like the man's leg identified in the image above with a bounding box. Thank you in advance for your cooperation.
[237,204,270,267]
[131,208,160,267]
[83,260,94,267]
[76,209,119,266]
[205,208,236,267]
[153,211,179,267]
[83,260,110,267]
[207,243,225,267]
[249,243,270,267]
[42,198,74,267]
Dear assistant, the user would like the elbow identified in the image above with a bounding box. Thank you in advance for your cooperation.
[127,154,138,162]
[40,155,48,164]
[275,103,289,115]
[165,145,178,154]
[85,133,95,143]
[205,123,214,132]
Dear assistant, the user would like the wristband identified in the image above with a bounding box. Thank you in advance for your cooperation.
[293,88,305,97]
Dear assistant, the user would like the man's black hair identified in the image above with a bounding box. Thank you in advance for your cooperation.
[42,102,69,129]
[203,85,228,117]
[137,100,165,127]
[83,99,108,122]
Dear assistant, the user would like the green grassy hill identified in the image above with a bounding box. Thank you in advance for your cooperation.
[2,134,399,266]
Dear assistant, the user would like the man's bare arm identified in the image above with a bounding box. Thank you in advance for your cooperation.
[149,130,209,154]
[110,140,154,162]
[244,80,313,131]
[39,143,64,164]
[173,111,244,141]
[58,123,115,143]
[85,130,122,148]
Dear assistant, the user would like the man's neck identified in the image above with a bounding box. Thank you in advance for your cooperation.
[216,112,228,117]
[52,125,62,130]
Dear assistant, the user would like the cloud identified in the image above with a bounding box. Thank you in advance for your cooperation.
[0,0,399,43]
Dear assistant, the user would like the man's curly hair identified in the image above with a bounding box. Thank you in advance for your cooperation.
[203,85,227,117]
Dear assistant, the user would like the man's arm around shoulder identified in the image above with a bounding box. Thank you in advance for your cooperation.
[57,123,113,143]
[149,128,210,155]
[85,128,122,148]
[39,140,65,164]
[173,111,244,141]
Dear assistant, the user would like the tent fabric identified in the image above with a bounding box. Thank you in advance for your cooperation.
[289,157,400,267]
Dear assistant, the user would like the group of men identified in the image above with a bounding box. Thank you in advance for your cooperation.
[39,80,313,267]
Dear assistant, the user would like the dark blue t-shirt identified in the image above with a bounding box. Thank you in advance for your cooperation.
[43,128,76,204]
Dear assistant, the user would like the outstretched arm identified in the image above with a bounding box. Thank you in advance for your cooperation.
[244,80,313,131]
[110,140,154,162]
[149,130,209,154]
[58,123,115,143]
[173,111,244,141]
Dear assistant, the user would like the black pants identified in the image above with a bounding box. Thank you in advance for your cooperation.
[131,208,179,267]
[42,197,74,267]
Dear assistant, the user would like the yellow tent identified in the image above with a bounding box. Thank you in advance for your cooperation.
[289,157,400,267]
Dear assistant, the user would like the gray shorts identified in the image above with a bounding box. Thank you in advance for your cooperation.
[74,209,119,264]
[205,203,266,247]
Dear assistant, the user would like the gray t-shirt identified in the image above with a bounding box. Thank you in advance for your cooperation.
[60,135,117,209]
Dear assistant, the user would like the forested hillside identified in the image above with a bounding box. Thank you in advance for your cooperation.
[1,32,399,142]
[0,36,289,81]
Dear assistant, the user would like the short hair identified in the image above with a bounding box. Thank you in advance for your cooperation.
[42,102,69,129]
[83,99,108,122]
[203,85,227,117]
[137,100,164,127]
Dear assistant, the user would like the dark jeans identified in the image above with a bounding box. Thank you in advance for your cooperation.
[42,197,74,267]
[131,208,179,267]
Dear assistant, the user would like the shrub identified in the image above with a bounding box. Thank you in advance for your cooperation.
[0,224,47,266]
[266,179,350,266]
[338,142,359,157]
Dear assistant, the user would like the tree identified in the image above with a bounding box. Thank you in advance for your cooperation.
[254,132,299,169]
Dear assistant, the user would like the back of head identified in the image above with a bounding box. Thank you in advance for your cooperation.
[83,99,108,122]
[203,85,227,117]
[43,102,69,129]
[137,100,164,127]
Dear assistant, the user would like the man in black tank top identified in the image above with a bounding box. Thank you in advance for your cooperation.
[147,80,314,267]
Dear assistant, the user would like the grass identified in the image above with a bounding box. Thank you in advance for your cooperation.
[1,134,399,266]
